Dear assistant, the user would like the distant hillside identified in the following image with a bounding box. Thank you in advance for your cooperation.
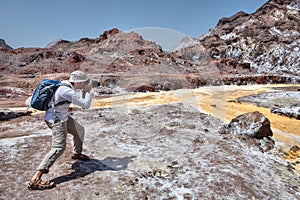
[0,39,13,50]
[1,0,300,95]
[175,0,300,76]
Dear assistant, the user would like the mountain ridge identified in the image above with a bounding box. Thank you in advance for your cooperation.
[0,38,13,50]
[176,0,300,76]
[1,0,299,94]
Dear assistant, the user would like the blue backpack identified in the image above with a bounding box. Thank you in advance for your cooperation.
[30,79,70,111]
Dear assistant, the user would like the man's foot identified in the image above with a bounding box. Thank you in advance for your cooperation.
[71,153,90,161]
[28,179,56,190]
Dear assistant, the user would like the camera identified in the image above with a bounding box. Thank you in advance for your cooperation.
[85,79,101,87]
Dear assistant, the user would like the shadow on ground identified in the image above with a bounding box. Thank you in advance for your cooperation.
[52,155,136,185]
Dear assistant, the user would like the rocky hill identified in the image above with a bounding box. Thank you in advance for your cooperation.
[0,28,208,93]
[1,0,300,109]
[0,38,13,50]
[1,0,300,97]
[175,0,300,77]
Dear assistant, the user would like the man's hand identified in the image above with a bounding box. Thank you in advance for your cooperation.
[84,81,93,93]
[82,81,92,98]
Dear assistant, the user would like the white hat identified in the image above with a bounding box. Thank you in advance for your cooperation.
[69,70,88,83]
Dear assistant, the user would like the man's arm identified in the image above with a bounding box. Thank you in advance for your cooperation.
[61,85,92,109]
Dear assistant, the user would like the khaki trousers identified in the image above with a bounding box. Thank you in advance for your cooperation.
[37,116,85,173]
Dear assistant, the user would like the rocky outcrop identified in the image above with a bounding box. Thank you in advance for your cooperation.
[172,42,211,65]
[48,28,162,58]
[217,0,300,73]
[171,36,199,52]
[176,0,300,75]
[271,103,300,119]
[0,47,85,75]
[0,108,31,121]
[0,38,13,50]
[216,11,249,31]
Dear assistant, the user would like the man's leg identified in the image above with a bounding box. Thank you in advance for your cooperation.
[66,115,85,155]
[29,120,67,189]
[36,120,68,171]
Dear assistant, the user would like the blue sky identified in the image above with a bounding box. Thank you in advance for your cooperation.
[1,0,267,49]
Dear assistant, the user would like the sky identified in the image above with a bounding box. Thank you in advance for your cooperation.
[1,0,268,50]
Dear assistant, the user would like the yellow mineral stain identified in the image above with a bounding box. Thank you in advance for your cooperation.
[92,91,180,108]
[284,145,300,173]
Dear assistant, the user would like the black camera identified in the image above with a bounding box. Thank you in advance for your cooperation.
[85,79,101,87]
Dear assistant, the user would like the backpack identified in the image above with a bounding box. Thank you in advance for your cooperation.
[30,79,71,111]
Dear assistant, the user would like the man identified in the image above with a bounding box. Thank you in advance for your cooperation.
[28,70,93,190]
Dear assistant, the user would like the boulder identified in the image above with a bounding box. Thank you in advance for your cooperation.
[221,111,273,139]
[134,85,156,92]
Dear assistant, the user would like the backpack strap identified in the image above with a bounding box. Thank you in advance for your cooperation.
[52,82,72,109]
[54,100,71,107]
[60,82,73,88]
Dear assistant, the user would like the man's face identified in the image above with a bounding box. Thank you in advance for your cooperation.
[74,82,85,89]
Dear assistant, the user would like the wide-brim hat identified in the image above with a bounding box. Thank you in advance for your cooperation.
[69,70,88,83]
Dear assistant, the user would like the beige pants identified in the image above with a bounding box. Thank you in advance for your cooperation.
[37,116,85,173]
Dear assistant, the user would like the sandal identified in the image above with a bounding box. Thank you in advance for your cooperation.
[71,153,90,161]
[28,179,56,190]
